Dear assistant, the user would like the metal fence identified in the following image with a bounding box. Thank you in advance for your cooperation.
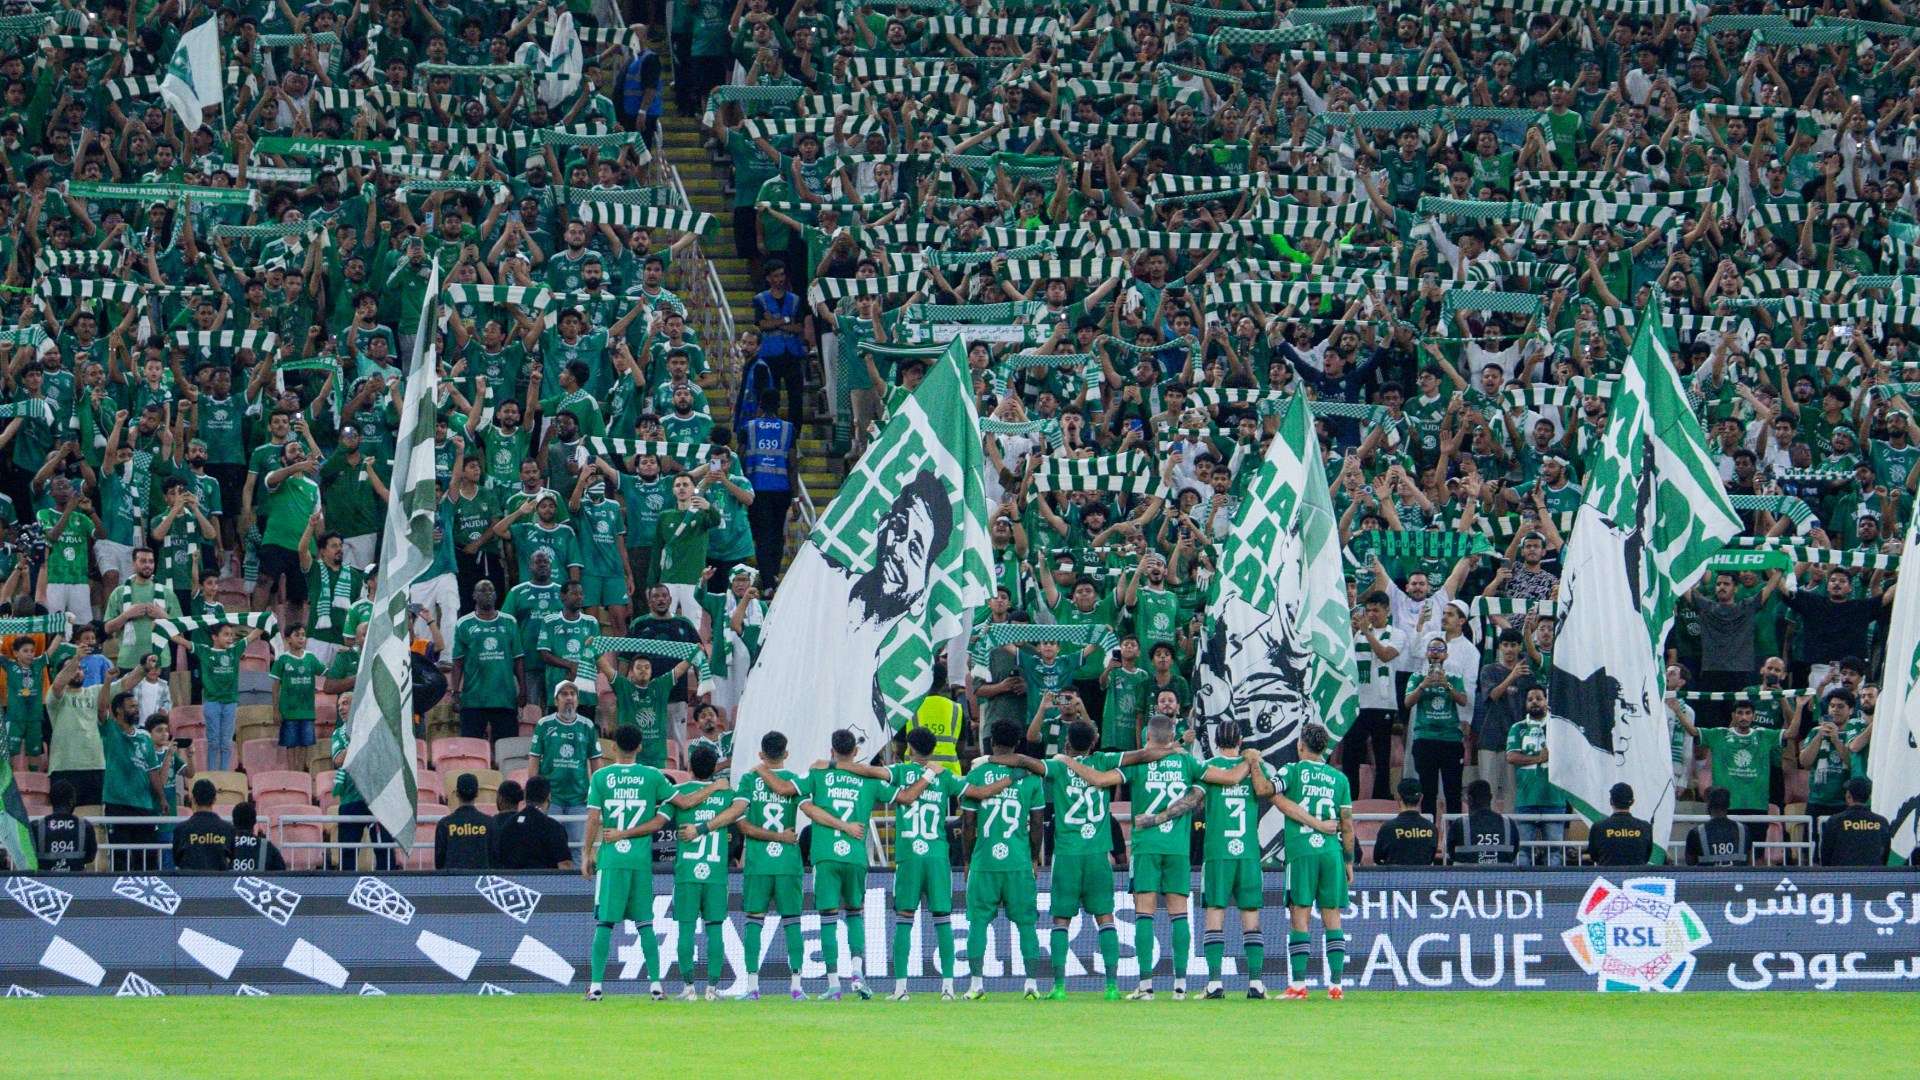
[50,809,1817,873]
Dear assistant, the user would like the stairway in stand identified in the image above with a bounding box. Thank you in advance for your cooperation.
[657,112,846,554]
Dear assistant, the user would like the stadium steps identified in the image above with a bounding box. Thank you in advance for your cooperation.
[659,109,847,526]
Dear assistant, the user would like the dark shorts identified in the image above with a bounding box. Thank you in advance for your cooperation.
[258,544,307,603]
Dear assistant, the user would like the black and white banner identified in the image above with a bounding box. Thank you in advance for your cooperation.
[1,871,1918,995]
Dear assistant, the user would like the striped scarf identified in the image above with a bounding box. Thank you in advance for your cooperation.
[584,436,703,465]
[574,203,716,238]
[0,614,72,637]
[153,612,279,651]
[1031,450,1157,495]
[1727,495,1815,530]
[587,637,713,692]
[1364,530,1493,562]
[1475,511,1577,546]
[967,622,1120,676]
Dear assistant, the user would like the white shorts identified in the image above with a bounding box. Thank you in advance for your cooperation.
[45,582,93,624]
[341,534,379,572]
[93,539,134,582]
[409,573,460,641]
[664,582,701,621]
[306,639,339,667]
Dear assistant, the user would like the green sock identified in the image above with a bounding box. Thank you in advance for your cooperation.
[1098,924,1119,989]
[846,915,865,966]
[1326,930,1347,985]
[1170,917,1190,982]
[1246,940,1266,982]
[591,923,612,984]
[967,908,990,977]
[743,917,764,975]
[1018,922,1043,976]
[783,921,804,972]
[1204,935,1224,983]
[1134,916,1155,980]
[639,922,661,981]
[677,921,696,982]
[820,913,841,977]
[1288,929,1310,983]
[892,917,913,981]
[706,923,724,980]
[1050,926,1069,990]
[934,916,955,979]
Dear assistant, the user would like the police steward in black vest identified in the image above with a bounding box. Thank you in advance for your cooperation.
[1819,777,1892,866]
[1587,782,1654,866]
[1373,778,1438,866]
[173,780,235,871]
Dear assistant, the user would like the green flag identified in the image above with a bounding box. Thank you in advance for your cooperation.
[1547,304,1740,860]
[0,753,36,871]
[1196,392,1359,858]
[731,337,991,775]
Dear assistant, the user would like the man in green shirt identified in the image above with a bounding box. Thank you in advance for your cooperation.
[959,718,1049,1000]
[603,652,685,768]
[800,728,896,1001]
[450,580,523,745]
[502,551,565,706]
[299,520,366,664]
[1679,701,1781,816]
[569,464,632,627]
[37,475,100,623]
[1263,723,1354,1000]
[538,582,601,719]
[102,547,182,671]
[529,681,604,839]
[97,661,162,870]
[255,438,323,617]
[1404,636,1470,817]
[583,725,674,1002]
[1504,688,1567,865]
[731,731,805,1000]
[668,743,746,1001]
[656,473,720,617]
[45,649,111,806]
[1120,714,1206,999]
[1097,637,1153,752]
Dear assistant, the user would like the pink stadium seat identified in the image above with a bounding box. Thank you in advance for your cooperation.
[1388,737,1405,770]
[250,770,314,809]
[1357,764,1375,800]
[240,738,296,776]
[416,769,444,805]
[431,736,491,773]
[278,819,326,870]
[1352,799,1399,816]
[22,793,49,817]
[259,803,321,835]
[406,804,449,869]
[16,771,48,799]
[1351,818,1386,863]
[169,705,205,740]
[664,768,692,784]
[415,738,430,769]
[506,768,530,789]
[311,771,337,806]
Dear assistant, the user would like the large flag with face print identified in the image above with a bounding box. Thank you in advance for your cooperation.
[732,338,990,778]
[1194,392,1358,859]
[341,264,438,851]
[1548,305,1740,863]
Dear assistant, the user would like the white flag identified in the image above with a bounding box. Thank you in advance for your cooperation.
[1548,308,1740,861]
[517,12,584,109]
[731,340,989,778]
[159,18,222,133]
[341,264,439,851]
[1869,507,1920,864]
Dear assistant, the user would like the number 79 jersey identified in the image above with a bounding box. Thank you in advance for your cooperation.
[1123,753,1205,858]
[962,761,1045,871]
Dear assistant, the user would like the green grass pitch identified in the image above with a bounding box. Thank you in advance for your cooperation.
[5,994,1918,1078]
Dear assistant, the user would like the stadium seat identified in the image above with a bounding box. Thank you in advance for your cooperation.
[200,771,249,806]
[1353,799,1399,816]
[505,768,530,790]
[235,707,277,748]
[311,771,337,807]
[664,768,692,784]
[431,736,491,773]
[1351,817,1386,863]
[493,736,532,775]
[16,771,48,800]
[464,769,504,807]
[168,705,205,740]
[1356,764,1375,800]
[240,738,297,776]
[416,769,444,805]
[1784,767,1810,807]
[250,770,315,809]
[278,818,327,870]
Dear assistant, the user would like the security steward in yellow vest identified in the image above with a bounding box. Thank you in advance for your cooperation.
[910,688,968,776]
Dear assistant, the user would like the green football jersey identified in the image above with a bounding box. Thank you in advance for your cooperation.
[888,762,965,862]
[1202,756,1272,863]
[962,761,1044,870]
[1276,759,1350,859]
[611,674,675,767]
[587,761,676,868]
[451,612,520,709]
[1123,753,1205,856]
[530,714,603,805]
[536,612,600,701]
[734,767,802,875]
[671,780,741,882]
[1045,753,1121,859]
[805,766,891,866]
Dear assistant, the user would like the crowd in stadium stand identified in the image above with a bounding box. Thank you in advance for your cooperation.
[0,0,1913,877]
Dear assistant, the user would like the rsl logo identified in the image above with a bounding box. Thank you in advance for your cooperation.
[1562,877,1711,991]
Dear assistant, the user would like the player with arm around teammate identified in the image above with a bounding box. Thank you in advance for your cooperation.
[1260,723,1355,1000]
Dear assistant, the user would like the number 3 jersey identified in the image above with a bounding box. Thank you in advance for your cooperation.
[962,760,1045,871]
[1203,756,1277,862]
[587,762,677,869]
